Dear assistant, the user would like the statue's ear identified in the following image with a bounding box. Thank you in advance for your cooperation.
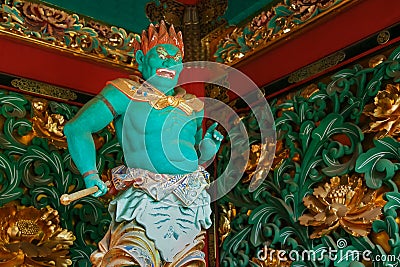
[136,50,145,72]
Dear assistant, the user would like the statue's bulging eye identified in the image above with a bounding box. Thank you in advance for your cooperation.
[174,51,183,62]
[156,46,168,59]
[174,55,181,62]
[156,46,182,62]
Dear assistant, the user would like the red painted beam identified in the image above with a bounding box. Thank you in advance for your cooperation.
[0,36,132,95]
[0,36,204,97]
[235,0,400,88]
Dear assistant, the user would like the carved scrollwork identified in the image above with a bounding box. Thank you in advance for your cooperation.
[288,52,346,83]
[218,42,400,267]
[218,203,236,245]
[213,0,349,64]
[0,89,123,265]
[0,0,141,69]
[11,78,78,101]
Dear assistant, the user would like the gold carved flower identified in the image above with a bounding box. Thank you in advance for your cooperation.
[22,2,75,37]
[299,175,385,239]
[363,83,400,138]
[0,205,75,266]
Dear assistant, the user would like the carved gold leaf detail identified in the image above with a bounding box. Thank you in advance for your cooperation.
[218,203,236,245]
[243,140,289,185]
[22,2,75,38]
[368,54,387,68]
[31,98,67,149]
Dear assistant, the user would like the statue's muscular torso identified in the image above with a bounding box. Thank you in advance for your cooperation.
[114,93,201,175]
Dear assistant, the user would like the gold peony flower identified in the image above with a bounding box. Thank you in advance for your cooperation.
[0,205,75,266]
[299,175,385,239]
[22,2,75,37]
[363,83,400,138]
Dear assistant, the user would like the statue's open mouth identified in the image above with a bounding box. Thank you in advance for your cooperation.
[156,69,176,79]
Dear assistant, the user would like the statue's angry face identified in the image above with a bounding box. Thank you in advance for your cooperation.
[136,44,183,93]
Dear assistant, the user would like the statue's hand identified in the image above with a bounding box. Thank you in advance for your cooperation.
[199,122,224,162]
[84,173,108,197]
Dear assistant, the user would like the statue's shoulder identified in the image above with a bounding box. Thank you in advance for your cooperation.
[175,87,204,112]
[106,78,141,98]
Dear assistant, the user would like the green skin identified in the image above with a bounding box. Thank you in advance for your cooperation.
[64,44,223,197]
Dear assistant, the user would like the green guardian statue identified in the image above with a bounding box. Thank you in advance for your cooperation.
[64,21,223,267]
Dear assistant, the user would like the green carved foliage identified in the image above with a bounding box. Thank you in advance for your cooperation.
[0,91,122,266]
[356,137,400,189]
[219,45,400,267]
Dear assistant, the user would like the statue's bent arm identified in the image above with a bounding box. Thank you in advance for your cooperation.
[64,84,129,196]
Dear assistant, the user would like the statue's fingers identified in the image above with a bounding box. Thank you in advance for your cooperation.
[93,182,108,197]
[213,131,223,141]
[92,190,102,197]
[100,182,108,194]
[206,122,218,133]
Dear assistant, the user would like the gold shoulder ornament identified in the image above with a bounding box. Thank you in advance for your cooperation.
[107,78,204,115]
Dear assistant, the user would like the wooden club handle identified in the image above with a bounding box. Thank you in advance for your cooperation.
[60,186,99,205]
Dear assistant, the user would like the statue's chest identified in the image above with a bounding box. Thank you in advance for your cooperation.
[125,101,197,134]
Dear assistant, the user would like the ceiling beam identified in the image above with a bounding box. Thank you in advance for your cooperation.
[234,0,400,89]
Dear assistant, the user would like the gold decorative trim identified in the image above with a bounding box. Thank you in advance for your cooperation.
[288,51,346,83]
[0,0,141,70]
[11,78,78,101]
[205,74,230,103]
[201,24,229,62]
[377,30,390,45]
[209,0,359,65]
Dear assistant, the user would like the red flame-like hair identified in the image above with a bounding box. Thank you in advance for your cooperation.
[137,20,184,58]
